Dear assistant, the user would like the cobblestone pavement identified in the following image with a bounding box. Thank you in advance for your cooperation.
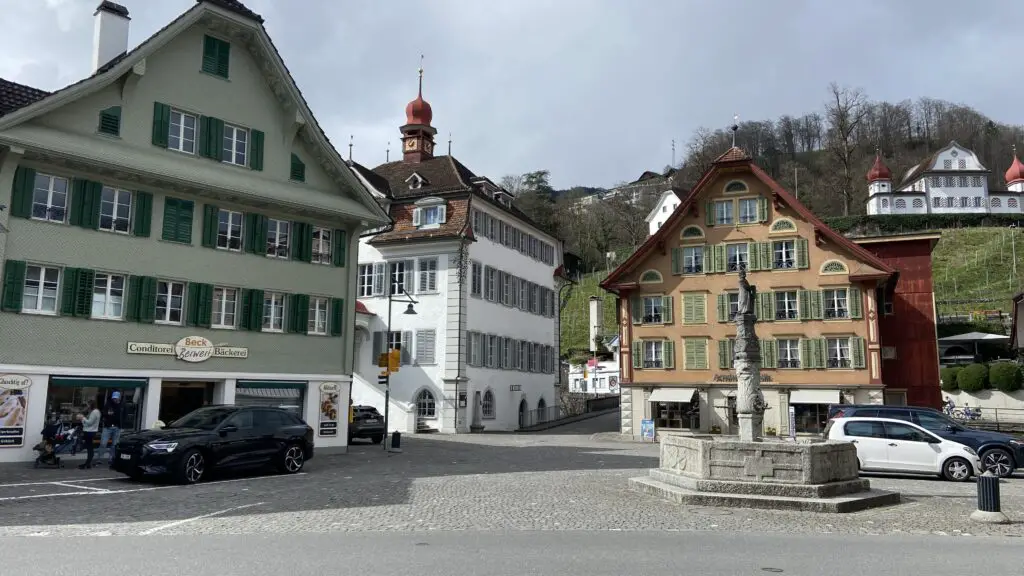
[0,425,1022,539]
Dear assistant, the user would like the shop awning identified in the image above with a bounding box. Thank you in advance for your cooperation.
[236,380,307,390]
[236,387,302,399]
[789,389,841,404]
[49,377,147,388]
[649,388,697,403]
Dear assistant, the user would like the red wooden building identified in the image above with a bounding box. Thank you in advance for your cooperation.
[853,233,942,409]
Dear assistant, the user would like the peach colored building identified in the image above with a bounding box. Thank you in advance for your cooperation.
[601,147,900,437]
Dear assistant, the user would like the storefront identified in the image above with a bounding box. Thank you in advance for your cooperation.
[787,389,842,434]
[234,381,307,418]
[648,388,700,430]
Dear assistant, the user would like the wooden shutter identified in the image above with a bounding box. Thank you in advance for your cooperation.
[9,166,36,219]
[851,337,866,369]
[0,260,27,312]
[71,179,102,229]
[631,297,642,325]
[632,341,642,369]
[661,295,673,324]
[758,242,771,271]
[757,291,774,322]
[663,340,675,369]
[694,338,708,369]
[186,282,202,326]
[416,329,437,364]
[682,293,695,324]
[693,293,706,323]
[243,213,263,253]
[848,287,863,319]
[199,116,224,161]
[717,293,728,323]
[137,276,157,323]
[330,297,344,337]
[250,130,265,171]
[60,268,80,316]
[162,198,194,244]
[202,35,230,78]
[812,290,824,320]
[796,237,810,269]
[151,102,171,148]
[760,339,778,368]
[800,339,814,370]
[757,196,769,222]
[198,284,214,328]
[290,154,306,182]
[412,208,422,226]
[332,229,347,267]
[671,248,681,275]
[718,339,730,369]
[713,244,726,273]
[201,204,219,248]
[704,201,714,226]
[747,242,760,271]
[133,192,153,237]
[248,289,265,331]
[74,269,96,318]
[98,106,121,136]
[798,290,811,320]
[239,290,253,330]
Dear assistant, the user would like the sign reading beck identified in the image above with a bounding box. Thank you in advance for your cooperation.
[127,336,248,363]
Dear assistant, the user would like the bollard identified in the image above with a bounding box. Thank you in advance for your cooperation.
[969,471,1011,524]
[388,431,402,453]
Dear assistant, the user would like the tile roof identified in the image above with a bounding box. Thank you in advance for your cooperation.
[199,0,263,23]
[349,161,392,198]
[368,196,472,245]
[714,146,751,163]
[355,300,373,315]
[373,155,475,199]
[0,78,49,117]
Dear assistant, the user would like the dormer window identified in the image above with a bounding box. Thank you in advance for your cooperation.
[412,197,446,228]
[406,173,428,190]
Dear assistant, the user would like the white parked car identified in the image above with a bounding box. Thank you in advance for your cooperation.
[824,417,983,482]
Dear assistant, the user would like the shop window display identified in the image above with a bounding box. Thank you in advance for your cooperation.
[792,403,829,434]
[653,401,700,430]
[234,382,305,418]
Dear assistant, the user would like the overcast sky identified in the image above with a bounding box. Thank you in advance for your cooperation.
[1,0,1019,189]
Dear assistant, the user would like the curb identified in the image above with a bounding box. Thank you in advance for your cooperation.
[518,407,619,432]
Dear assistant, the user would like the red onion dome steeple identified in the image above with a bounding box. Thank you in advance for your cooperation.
[866,150,891,182]
[1005,146,1024,185]
[405,65,432,126]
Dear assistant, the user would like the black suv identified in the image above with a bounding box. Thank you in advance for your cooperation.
[348,405,385,444]
[828,404,1023,478]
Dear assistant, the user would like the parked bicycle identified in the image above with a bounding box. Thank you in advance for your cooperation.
[943,399,982,421]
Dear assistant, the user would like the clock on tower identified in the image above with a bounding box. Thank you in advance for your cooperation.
[405,139,418,151]
[424,140,433,155]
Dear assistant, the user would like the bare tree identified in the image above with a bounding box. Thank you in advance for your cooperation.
[824,82,870,216]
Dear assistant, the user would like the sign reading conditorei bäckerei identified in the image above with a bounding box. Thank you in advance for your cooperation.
[127,336,249,363]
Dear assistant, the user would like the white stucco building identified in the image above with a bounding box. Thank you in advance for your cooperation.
[866,141,1024,215]
[645,189,681,236]
[350,78,566,433]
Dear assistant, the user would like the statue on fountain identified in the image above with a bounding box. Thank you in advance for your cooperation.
[734,267,767,441]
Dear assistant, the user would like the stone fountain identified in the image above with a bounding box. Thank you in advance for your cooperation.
[628,269,900,513]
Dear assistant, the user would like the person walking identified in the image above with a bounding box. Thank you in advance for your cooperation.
[98,391,123,466]
[78,400,100,469]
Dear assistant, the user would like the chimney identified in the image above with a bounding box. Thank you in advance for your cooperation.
[588,296,604,353]
[92,1,131,73]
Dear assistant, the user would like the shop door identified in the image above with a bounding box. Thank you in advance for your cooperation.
[159,382,215,425]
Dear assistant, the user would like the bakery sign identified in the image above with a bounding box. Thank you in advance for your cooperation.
[127,336,249,363]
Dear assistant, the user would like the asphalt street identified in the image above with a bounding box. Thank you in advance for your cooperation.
[3,530,1022,576]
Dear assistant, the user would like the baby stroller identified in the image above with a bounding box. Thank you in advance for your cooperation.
[33,417,79,468]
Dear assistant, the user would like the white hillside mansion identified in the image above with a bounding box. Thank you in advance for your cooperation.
[645,189,682,236]
[350,79,565,434]
[866,141,1024,215]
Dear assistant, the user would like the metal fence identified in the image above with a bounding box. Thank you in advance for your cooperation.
[518,394,621,430]
[952,407,1024,433]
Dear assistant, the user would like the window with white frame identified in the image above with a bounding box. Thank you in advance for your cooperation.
[469,332,483,365]
[222,123,248,166]
[155,281,185,324]
[390,260,412,296]
[778,339,800,368]
[502,273,512,306]
[482,390,495,419]
[262,292,286,332]
[470,261,482,297]
[212,287,237,328]
[308,297,329,335]
[643,340,664,369]
[726,243,748,272]
[357,264,375,297]
[827,337,851,368]
[91,273,124,319]
[31,173,69,223]
[217,209,243,251]
[640,296,663,324]
[416,389,436,418]
[487,335,498,367]
[727,292,739,321]
[418,258,438,293]
[418,205,444,226]
[519,341,529,370]
[824,289,849,319]
[312,227,332,264]
[714,200,733,225]
[775,290,798,320]
[772,240,795,269]
[415,329,436,364]
[518,279,528,310]
[683,246,703,273]
[22,265,59,314]
[502,338,513,369]
[485,267,497,301]
[99,187,132,233]
[385,331,409,364]
[738,198,758,223]
[266,219,290,258]
[169,109,197,154]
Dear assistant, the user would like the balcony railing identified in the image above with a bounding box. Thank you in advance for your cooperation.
[642,314,663,324]
[778,359,800,368]
[828,358,851,368]
[684,264,702,274]
[825,308,849,319]
[643,359,664,369]
[773,258,795,269]
[775,309,798,320]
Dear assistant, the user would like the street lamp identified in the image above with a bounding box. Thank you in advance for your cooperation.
[383,288,417,450]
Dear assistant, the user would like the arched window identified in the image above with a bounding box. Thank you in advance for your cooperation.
[536,397,548,422]
[912,198,924,208]
[932,197,941,208]
[724,181,747,193]
[482,390,495,419]
[945,197,954,208]
[992,197,1002,208]
[820,260,848,275]
[1010,198,1019,209]
[639,269,663,284]
[894,199,906,209]
[769,218,797,233]
[881,198,889,208]
[681,225,705,239]
[973,197,982,207]
[960,196,969,207]
[416,389,436,418]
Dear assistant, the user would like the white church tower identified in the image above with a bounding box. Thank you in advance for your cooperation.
[865,151,893,215]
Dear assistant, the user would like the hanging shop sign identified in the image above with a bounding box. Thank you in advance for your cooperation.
[0,375,31,448]
[318,382,341,437]
[126,337,249,363]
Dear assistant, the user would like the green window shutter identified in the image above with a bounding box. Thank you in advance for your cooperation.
[332,229,347,267]
[201,204,219,248]
[250,130,265,171]
[329,297,344,337]
[60,268,79,316]
[851,337,866,369]
[682,294,694,324]
[162,198,195,244]
[755,292,768,322]
[631,297,642,325]
[718,339,730,369]
[124,276,142,322]
[198,284,214,328]
[249,289,265,331]
[757,196,769,222]
[800,339,813,370]
[661,295,673,324]
[685,339,697,369]
[74,269,96,318]
[818,338,829,369]
[138,277,157,323]
[285,294,301,333]
[796,237,810,269]
[704,201,714,226]
[133,192,153,237]
[199,116,225,161]
[70,179,103,229]
[98,106,121,136]
[239,290,253,330]
[290,154,306,182]
[9,166,36,219]
[848,287,863,319]
[700,245,709,274]
[1,260,27,312]
[713,244,726,273]
[694,293,706,323]
[292,223,313,263]
[759,242,771,271]
[695,338,708,369]
[243,213,263,254]
[798,290,811,320]
[671,247,681,275]
[202,35,230,78]
[728,338,736,366]
[152,102,171,148]
[186,282,202,327]
[812,290,824,320]
[761,339,778,368]
[663,340,675,369]
[747,242,760,271]
[632,341,642,369]
[716,293,728,323]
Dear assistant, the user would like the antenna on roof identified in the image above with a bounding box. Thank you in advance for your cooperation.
[671,139,676,166]
[730,114,740,148]
[348,135,354,162]
[386,141,390,163]
[448,132,452,156]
